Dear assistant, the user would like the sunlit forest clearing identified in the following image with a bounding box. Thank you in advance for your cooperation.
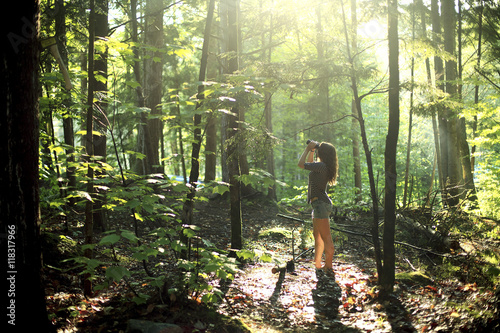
[2,0,500,332]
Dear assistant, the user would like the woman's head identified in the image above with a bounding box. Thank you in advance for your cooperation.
[317,142,338,185]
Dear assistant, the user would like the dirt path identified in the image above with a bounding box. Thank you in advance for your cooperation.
[197,199,498,332]
[45,198,499,332]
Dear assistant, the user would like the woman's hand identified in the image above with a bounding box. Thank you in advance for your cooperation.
[307,140,318,151]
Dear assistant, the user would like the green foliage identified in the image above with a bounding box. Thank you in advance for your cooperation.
[36,0,500,313]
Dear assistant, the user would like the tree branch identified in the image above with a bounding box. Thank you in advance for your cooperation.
[295,114,357,135]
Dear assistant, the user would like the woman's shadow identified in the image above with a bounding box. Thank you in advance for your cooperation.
[312,270,341,320]
[312,270,362,332]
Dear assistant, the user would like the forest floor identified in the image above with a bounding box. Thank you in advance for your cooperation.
[44,195,500,333]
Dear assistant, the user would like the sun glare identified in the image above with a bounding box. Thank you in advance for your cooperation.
[358,19,385,40]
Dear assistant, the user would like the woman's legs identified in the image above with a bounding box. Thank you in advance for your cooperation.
[313,218,335,269]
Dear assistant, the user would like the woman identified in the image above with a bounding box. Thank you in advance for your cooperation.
[298,140,338,273]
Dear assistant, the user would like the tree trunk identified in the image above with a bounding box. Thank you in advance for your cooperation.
[55,0,76,206]
[204,115,217,182]
[350,0,362,203]
[471,2,483,175]
[226,0,243,251]
[265,91,277,200]
[431,0,447,201]
[219,0,230,184]
[340,1,382,275]
[1,2,54,331]
[380,0,400,295]
[130,0,147,175]
[93,0,108,231]
[442,0,460,207]
[403,3,415,208]
[144,0,163,174]
[456,1,476,202]
[84,0,96,297]
[182,0,215,237]
[419,0,443,206]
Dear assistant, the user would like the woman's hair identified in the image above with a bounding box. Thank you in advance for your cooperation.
[317,142,338,186]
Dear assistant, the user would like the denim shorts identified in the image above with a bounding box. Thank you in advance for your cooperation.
[311,200,332,219]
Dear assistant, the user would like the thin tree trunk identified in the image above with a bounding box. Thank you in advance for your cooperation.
[420,0,444,206]
[350,0,362,202]
[431,0,447,204]
[456,1,476,201]
[204,116,217,182]
[219,0,229,184]
[130,0,148,175]
[381,0,400,295]
[55,0,76,207]
[471,2,483,175]
[443,0,460,207]
[144,0,163,174]
[182,0,215,235]
[340,0,382,275]
[93,0,108,231]
[403,2,415,209]
[84,0,96,297]
[226,0,242,251]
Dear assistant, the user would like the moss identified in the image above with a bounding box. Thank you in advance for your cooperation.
[258,227,291,240]
[395,271,434,286]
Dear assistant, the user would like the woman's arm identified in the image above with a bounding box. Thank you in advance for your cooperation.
[298,141,317,169]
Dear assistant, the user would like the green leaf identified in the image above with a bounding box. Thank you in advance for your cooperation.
[487,266,500,276]
[94,74,107,84]
[204,263,220,273]
[134,211,144,222]
[260,253,273,263]
[132,293,150,305]
[105,266,130,282]
[125,198,141,209]
[121,230,139,243]
[126,80,141,89]
[183,228,196,238]
[236,249,256,261]
[213,184,229,195]
[75,130,104,137]
[99,234,121,246]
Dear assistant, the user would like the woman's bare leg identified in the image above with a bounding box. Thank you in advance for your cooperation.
[313,218,334,269]
[313,218,325,269]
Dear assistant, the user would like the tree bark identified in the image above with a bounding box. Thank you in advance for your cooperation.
[442,0,460,207]
[93,0,108,231]
[182,0,216,235]
[130,0,148,175]
[84,0,96,297]
[1,1,53,330]
[431,0,447,200]
[403,3,415,208]
[419,0,443,206]
[204,116,217,182]
[471,2,483,175]
[340,0,382,275]
[350,0,362,202]
[226,0,242,251]
[380,0,400,295]
[456,1,476,202]
[55,0,76,206]
[144,0,163,174]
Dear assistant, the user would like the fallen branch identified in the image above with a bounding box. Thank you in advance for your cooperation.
[276,214,458,258]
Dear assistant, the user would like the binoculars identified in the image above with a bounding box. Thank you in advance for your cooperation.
[306,140,320,149]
